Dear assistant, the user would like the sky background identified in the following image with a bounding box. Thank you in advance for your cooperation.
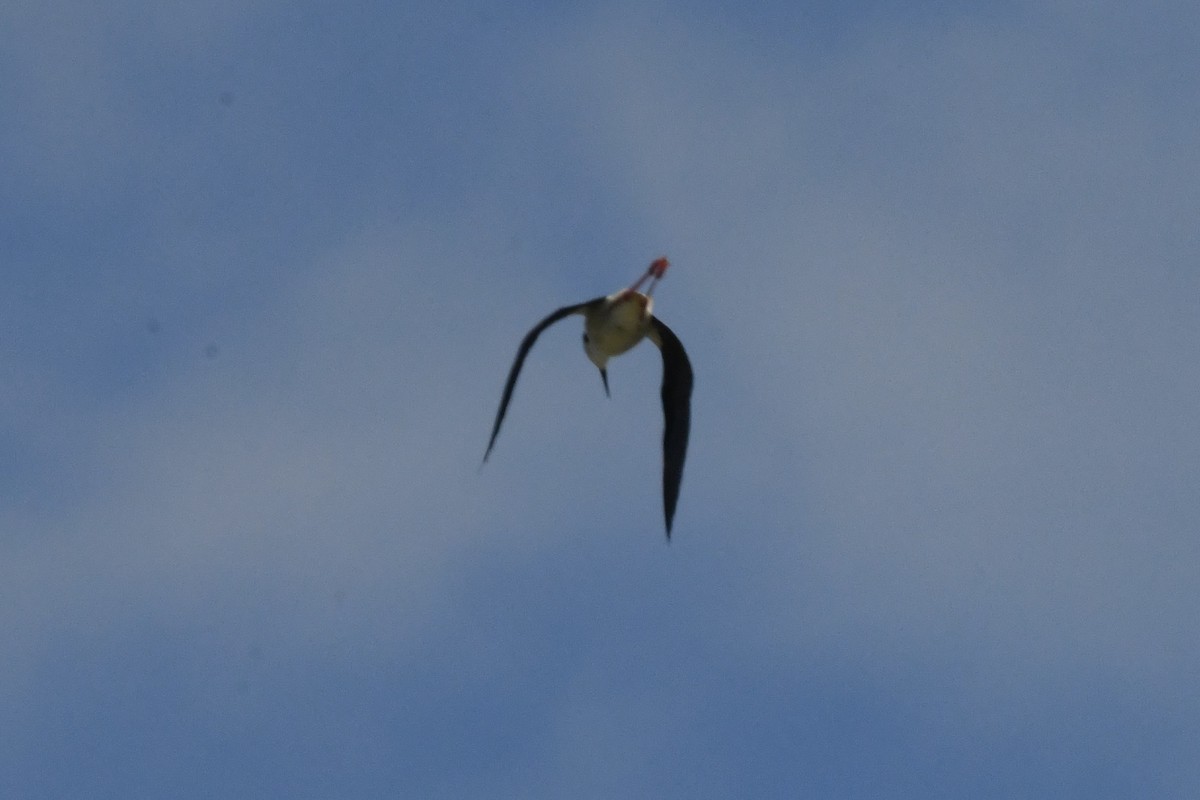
[4,1,1200,797]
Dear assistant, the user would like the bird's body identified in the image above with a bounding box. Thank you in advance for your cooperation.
[584,290,652,361]
[483,258,693,538]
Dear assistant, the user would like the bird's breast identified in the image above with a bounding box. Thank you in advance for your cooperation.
[587,292,653,357]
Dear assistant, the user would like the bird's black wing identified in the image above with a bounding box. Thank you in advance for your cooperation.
[483,298,605,463]
[648,316,693,538]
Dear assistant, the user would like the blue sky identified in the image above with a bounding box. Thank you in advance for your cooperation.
[4,1,1199,797]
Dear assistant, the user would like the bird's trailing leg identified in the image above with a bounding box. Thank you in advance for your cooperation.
[623,256,671,298]
[645,256,669,296]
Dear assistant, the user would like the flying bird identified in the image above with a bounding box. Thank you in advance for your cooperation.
[483,257,693,538]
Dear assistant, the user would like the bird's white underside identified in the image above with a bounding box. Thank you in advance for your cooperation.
[584,291,655,367]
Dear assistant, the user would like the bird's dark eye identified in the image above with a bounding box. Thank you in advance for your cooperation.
[582,333,590,344]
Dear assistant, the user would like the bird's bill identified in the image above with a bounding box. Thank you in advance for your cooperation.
[599,368,610,397]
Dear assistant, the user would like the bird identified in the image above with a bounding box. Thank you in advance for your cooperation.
[483,257,693,538]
